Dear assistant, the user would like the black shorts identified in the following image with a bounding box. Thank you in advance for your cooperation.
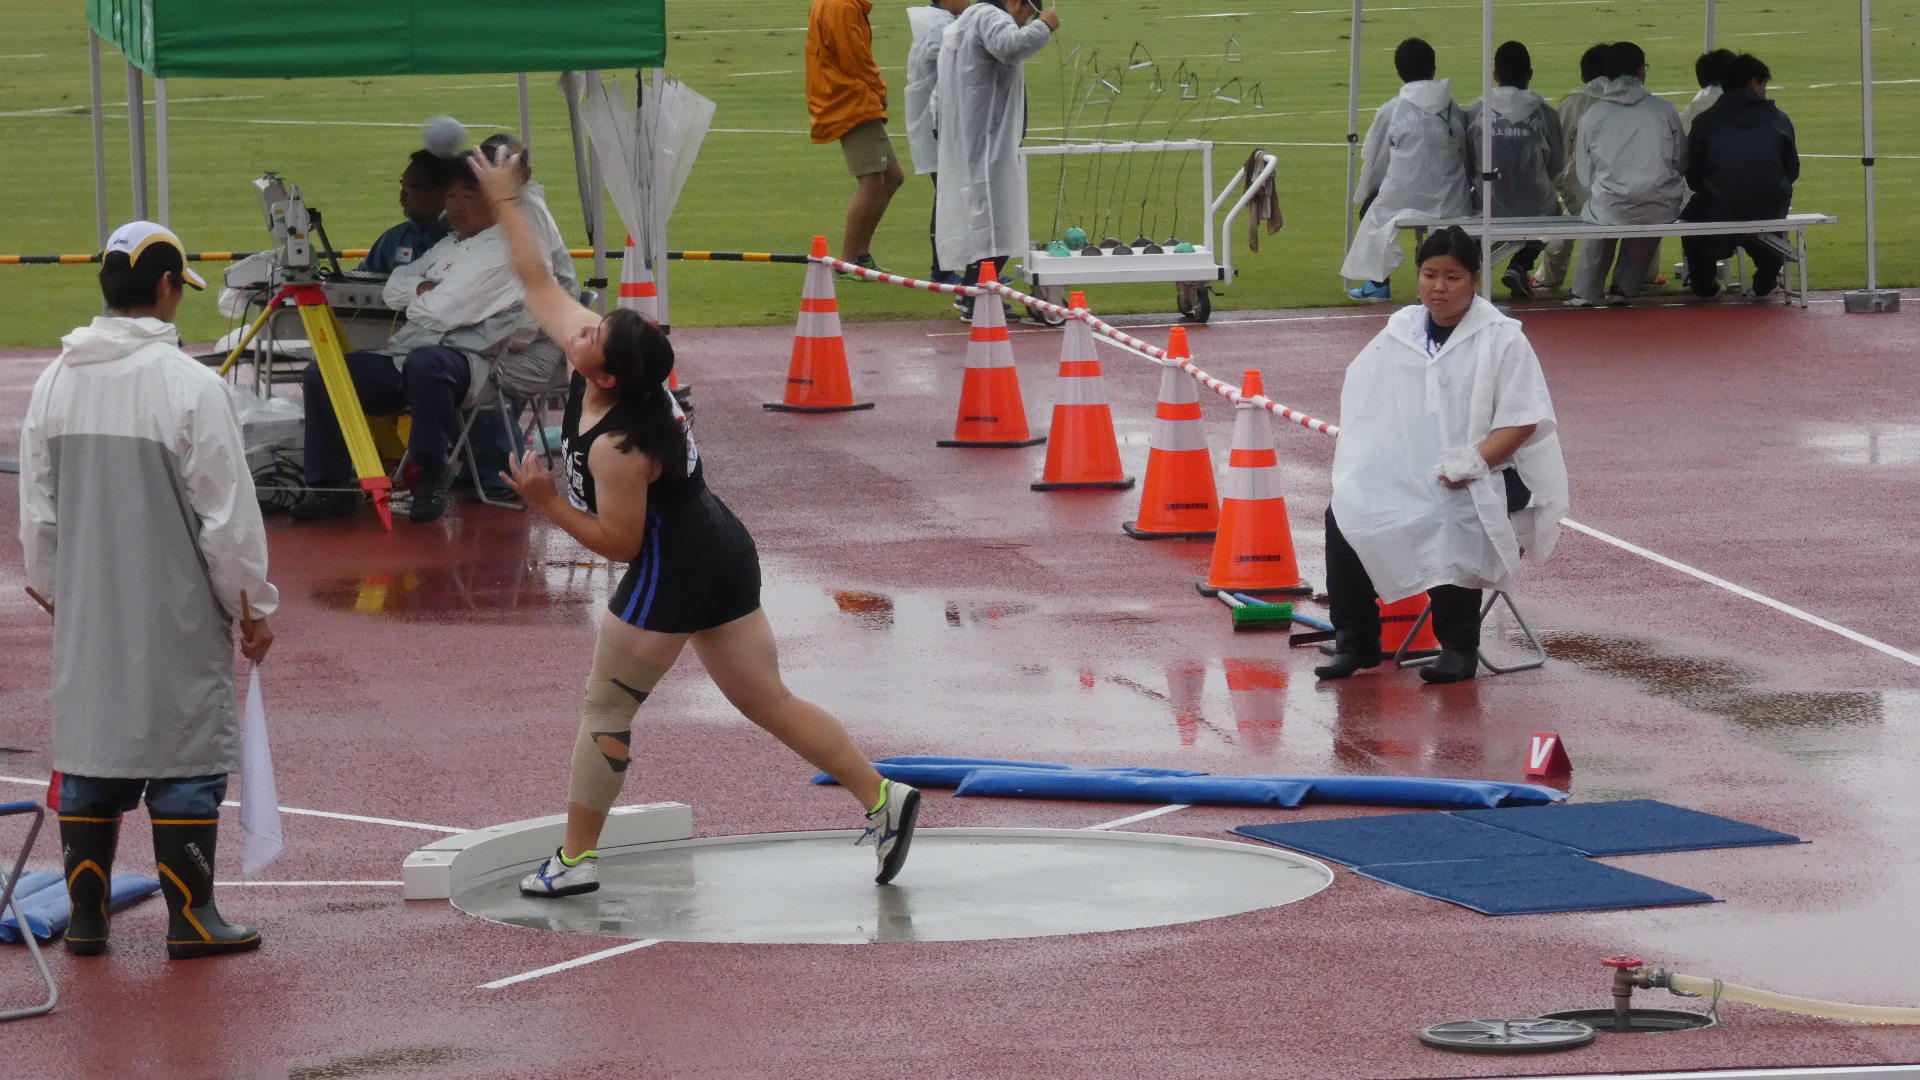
[609,489,762,633]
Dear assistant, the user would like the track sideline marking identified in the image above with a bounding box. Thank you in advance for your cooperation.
[480,939,663,990]
[1083,804,1190,831]
[1562,519,1920,669]
[0,776,462,833]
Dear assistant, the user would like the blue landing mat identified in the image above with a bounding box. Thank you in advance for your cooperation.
[1353,855,1719,916]
[1231,813,1581,867]
[1451,799,1802,856]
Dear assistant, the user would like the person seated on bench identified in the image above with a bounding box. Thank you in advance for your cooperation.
[1465,40,1564,300]
[1679,48,1737,135]
[291,156,526,524]
[1341,37,1470,302]
[358,150,457,275]
[1681,54,1799,302]
[1538,43,1610,293]
[1569,41,1685,308]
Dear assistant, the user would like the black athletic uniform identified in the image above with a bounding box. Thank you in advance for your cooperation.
[561,373,761,633]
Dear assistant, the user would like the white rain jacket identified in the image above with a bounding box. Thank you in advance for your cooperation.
[1575,76,1687,226]
[1330,296,1569,602]
[1553,82,1604,213]
[905,5,957,175]
[933,2,1053,272]
[1341,79,1471,283]
[383,223,529,405]
[19,316,279,778]
[1466,85,1565,218]
[520,181,579,296]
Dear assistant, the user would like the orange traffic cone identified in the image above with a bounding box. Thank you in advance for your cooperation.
[1197,368,1311,597]
[1032,293,1132,489]
[937,261,1044,448]
[1124,327,1219,539]
[1378,594,1441,654]
[764,236,873,413]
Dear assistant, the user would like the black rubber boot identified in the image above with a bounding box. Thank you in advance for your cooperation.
[59,814,121,956]
[1418,648,1479,684]
[1314,630,1384,681]
[288,488,361,521]
[409,460,453,524]
[1420,603,1482,684]
[152,820,261,960]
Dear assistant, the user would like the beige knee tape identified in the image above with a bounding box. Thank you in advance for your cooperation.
[567,633,666,814]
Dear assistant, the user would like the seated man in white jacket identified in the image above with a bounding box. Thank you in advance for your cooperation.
[291,157,527,524]
[1341,37,1470,302]
[19,222,278,959]
[1570,41,1687,307]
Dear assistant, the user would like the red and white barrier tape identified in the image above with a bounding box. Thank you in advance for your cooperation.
[811,255,981,296]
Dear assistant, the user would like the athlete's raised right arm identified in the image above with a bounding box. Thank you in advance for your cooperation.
[469,149,597,347]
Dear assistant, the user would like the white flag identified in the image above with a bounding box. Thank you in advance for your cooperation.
[239,664,283,880]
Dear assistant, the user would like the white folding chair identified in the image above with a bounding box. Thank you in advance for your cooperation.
[1393,590,1548,674]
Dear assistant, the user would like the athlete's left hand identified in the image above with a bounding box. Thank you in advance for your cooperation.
[502,451,560,510]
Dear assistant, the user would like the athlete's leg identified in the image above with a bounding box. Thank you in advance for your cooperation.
[560,614,689,858]
[690,609,885,811]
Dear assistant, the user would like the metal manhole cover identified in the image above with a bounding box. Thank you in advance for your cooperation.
[1420,1018,1597,1054]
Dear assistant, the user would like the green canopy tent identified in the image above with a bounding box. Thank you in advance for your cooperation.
[84,0,668,298]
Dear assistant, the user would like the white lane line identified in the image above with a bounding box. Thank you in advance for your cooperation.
[1083,804,1191,831]
[480,939,663,989]
[1562,519,1920,670]
[0,777,462,833]
[216,880,403,887]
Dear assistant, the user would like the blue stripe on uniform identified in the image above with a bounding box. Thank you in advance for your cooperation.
[619,515,657,624]
[633,512,664,625]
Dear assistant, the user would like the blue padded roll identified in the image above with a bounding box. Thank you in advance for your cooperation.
[813,756,1206,788]
[1,873,161,944]
[1352,854,1719,915]
[955,769,1315,807]
[1450,799,1802,856]
[1232,813,1581,867]
[1299,775,1562,809]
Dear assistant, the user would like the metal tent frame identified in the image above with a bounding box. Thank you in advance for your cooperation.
[1340,1,1898,311]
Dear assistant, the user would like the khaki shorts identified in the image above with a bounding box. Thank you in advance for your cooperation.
[839,118,898,177]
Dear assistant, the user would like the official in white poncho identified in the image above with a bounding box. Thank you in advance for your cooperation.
[906,0,970,281]
[933,0,1058,311]
[1317,227,1569,684]
[1341,38,1470,301]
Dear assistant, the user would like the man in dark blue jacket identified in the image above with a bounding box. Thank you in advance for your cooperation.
[1680,54,1799,299]
[358,150,456,275]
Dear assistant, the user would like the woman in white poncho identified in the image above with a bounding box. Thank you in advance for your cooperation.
[1317,226,1569,684]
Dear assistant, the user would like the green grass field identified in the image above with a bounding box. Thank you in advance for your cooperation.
[3,0,1916,347]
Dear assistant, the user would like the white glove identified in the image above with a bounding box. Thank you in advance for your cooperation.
[1437,445,1490,484]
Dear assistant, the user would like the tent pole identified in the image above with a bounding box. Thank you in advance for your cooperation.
[155,78,170,227]
[518,73,532,151]
[1342,0,1362,282]
[1705,0,1715,50]
[1845,0,1899,311]
[1479,0,1493,299]
[89,30,107,247]
[588,70,608,314]
[649,68,671,330]
[125,61,147,221]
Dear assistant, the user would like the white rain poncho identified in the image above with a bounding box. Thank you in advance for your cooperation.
[1340,79,1471,283]
[1465,85,1565,218]
[904,5,956,175]
[1330,296,1569,602]
[1575,76,1687,226]
[933,2,1053,272]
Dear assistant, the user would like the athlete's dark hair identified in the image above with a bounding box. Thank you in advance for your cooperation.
[99,265,179,311]
[1415,225,1482,276]
[1494,41,1532,87]
[1720,53,1771,91]
[1695,48,1737,89]
[1394,38,1436,83]
[1606,41,1647,81]
[479,133,531,171]
[1579,43,1610,83]
[600,308,687,477]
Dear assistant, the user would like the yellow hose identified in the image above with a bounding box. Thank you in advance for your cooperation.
[1667,973,1920,1025]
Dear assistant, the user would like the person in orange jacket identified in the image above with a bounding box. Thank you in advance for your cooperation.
[808,0,905,275]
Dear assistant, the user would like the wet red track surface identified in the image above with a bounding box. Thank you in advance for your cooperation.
[3,293,1919,1079]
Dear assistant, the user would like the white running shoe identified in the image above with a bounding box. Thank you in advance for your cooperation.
[857,779,921,885]
[519,847,600,898]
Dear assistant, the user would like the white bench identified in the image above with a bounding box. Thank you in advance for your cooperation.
[1398,213,1838,307]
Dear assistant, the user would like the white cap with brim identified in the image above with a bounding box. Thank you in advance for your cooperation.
[103,220,207,290]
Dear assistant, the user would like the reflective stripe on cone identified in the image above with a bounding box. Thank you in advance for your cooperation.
[765,235,874,413]
[1124,326,1219,539]
[938,261,1044,448]
[1198,367,1310,596]
[1034,294,1131,489]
